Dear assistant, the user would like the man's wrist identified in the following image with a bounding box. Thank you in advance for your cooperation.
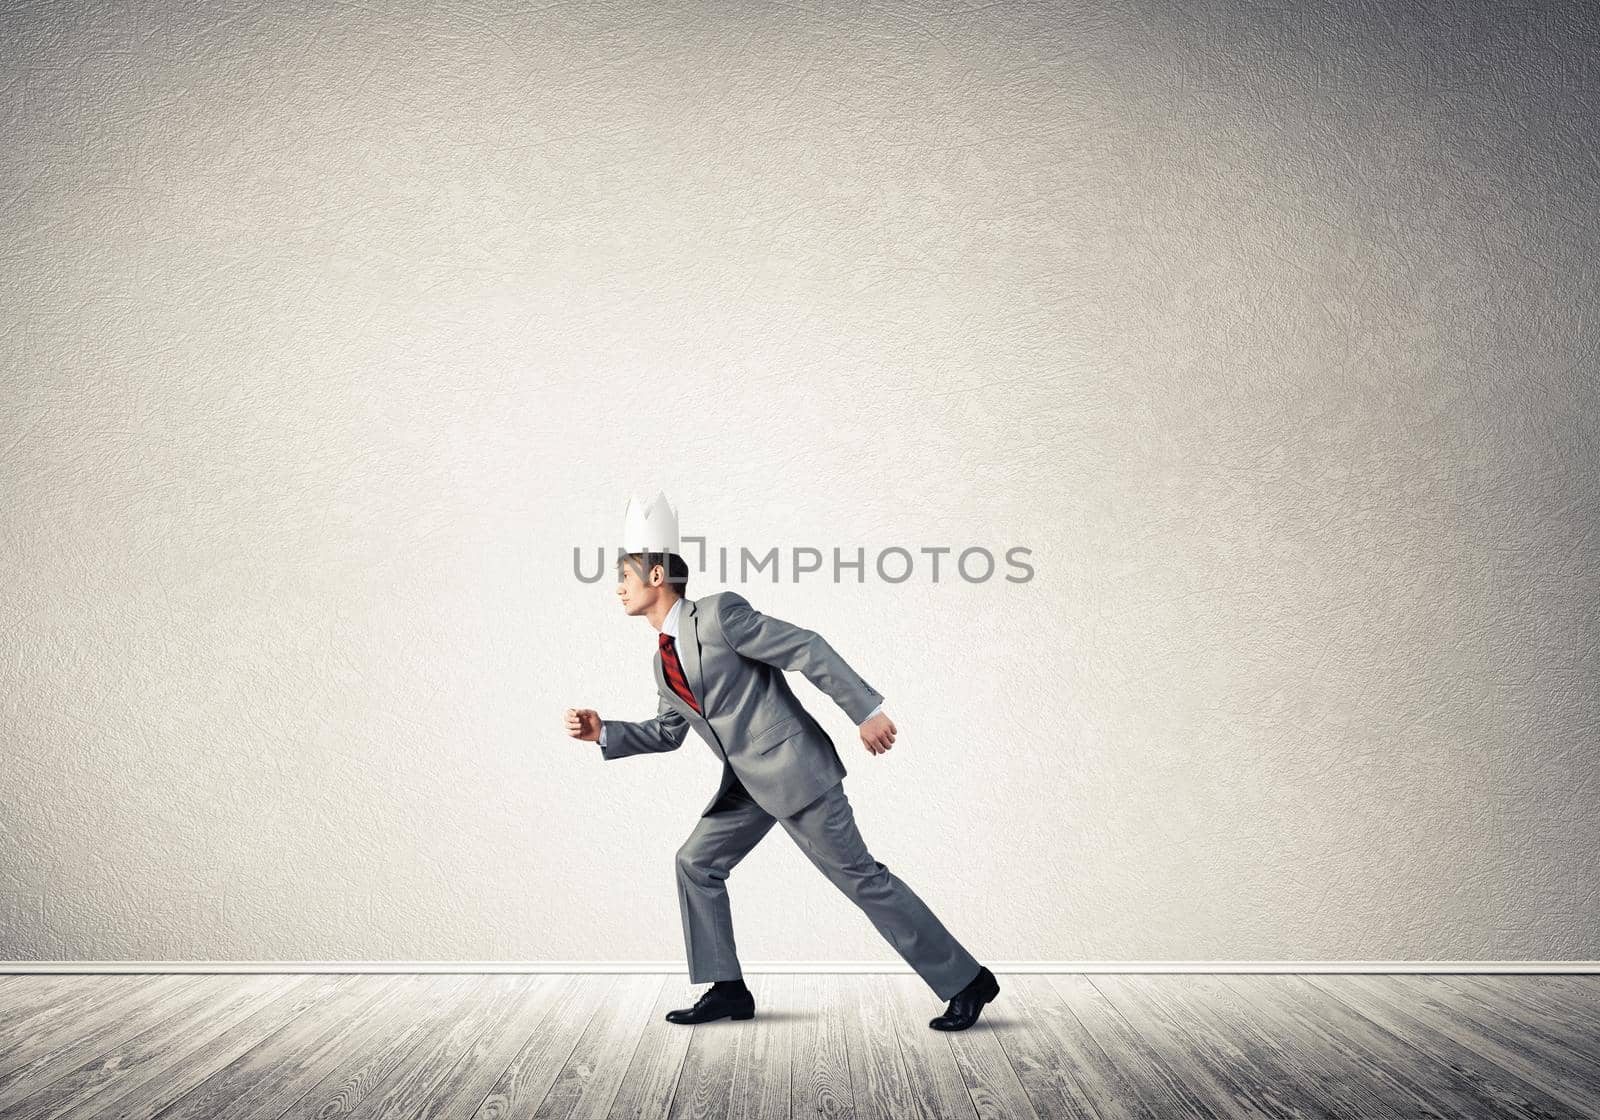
[858,702,884,726]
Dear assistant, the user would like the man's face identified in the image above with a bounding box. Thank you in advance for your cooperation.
[615,556,664,617]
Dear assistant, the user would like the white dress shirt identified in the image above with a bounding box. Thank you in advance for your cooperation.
[598,597,882,747]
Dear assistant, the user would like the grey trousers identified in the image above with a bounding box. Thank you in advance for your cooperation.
[674,775,982,1002]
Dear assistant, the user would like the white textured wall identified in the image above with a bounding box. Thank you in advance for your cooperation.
[3,0,1597,964]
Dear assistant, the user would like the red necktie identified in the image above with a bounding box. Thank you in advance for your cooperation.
[659,632,702,714]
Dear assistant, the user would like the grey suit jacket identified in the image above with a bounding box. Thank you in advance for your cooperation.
[599,591,884,818]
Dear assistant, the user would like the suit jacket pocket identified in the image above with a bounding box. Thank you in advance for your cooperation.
[749,716,802,754]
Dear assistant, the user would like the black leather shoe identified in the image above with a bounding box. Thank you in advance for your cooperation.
[665,985,756,1024]
[929,966,999,1031]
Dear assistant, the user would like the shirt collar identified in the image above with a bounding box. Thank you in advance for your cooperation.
[662,596,684,639]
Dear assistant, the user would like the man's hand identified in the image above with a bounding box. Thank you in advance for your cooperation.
[564,708,601,742]
[860,711,897,755]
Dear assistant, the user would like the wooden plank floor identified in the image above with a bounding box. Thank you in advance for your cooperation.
[0,972,1597,1119]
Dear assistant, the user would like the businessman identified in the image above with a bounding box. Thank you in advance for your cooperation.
[564,492,999,1031]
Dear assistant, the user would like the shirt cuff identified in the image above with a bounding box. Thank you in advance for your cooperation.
[858,702,884,725]
[598,723,608,748]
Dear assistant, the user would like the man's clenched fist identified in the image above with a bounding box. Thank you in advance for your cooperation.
[860,711,897,755]
[564,708,601,742]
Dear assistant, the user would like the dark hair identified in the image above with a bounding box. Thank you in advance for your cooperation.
[617,551,689,595]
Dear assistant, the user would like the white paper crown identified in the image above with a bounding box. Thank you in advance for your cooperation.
[621,490,680,555]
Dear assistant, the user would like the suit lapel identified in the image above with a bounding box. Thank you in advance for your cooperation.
[653,648,670,700]
[677,597,706,708]
[654,597,706,719]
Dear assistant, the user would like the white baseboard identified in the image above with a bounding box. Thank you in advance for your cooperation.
[3,960,1597,974]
